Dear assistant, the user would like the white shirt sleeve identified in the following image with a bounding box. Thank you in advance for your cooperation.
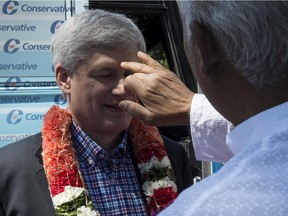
[190,94,234,163]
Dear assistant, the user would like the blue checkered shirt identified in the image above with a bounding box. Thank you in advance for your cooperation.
[71,121,147,216]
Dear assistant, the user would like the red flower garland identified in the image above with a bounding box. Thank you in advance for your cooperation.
[42,105,178,215]
[42,106,83,196]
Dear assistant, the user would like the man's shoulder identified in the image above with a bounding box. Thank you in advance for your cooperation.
[161,135,186,153]
[161,135,189,166]
[0,133,42,160]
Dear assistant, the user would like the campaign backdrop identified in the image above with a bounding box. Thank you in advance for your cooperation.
[0,0,74,147]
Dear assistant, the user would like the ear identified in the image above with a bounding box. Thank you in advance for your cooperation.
[191,22,219,77]
[55,64,71,94]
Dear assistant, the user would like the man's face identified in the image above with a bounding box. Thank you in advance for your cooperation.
[67,48,139,136]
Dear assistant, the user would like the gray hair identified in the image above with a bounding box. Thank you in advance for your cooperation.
[51,9,146,74]
[177,1,288,89]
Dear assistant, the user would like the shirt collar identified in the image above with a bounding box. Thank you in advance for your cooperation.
[71,120,129,163]
[227,101,288,155]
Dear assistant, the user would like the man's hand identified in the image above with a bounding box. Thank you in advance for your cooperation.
[120,51,194,126]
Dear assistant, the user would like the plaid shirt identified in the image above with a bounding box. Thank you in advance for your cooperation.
[71,121,147,216]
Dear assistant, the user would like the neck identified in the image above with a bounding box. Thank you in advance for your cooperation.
[213,70,288,126]
[244,82,288,121]
[90,131,124,153]
[72,119,125,153]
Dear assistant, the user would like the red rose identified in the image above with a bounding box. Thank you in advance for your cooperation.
[137,145,168,163]
[50,168,83,196]
[148,187,178,213]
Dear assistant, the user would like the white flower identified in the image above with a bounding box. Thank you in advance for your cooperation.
[142,177,177,196]
[77,206,100,216]
[158,156,171,168]
[52,186,85,206]
[138,156,171,172]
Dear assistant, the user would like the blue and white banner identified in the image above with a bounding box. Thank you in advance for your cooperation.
[0,92,67,147]
[0,0,74,148]
[0,1,74,17]
[0,1,68,80]
[0,48,54,77]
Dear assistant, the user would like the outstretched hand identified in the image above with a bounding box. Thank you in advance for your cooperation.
[120,51,194,126]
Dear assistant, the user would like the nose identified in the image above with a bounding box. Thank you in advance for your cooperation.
[112,78,135,99]
[112,78,137,101]
[112,78,125,95]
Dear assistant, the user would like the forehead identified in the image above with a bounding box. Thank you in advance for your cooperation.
[76,48,140,74]
[89,48,140,63]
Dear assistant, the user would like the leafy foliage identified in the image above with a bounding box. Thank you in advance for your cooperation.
[148,43,169,69]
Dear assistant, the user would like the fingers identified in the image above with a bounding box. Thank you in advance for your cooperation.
[137,51,165,69]
[122,73,147,95]
[121,51,167,75]
[121,61,154,74]
[119,100,154,124]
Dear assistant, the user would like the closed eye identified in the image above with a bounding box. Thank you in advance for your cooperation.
[90,71,112,79]
[97,73,111,78]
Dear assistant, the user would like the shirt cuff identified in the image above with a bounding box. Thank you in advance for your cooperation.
[190,94,234,163]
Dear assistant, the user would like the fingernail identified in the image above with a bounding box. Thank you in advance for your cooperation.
[119,101,126,109]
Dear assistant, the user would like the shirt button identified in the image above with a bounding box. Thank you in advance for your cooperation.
[111,178,116,184]
[88,158,93,165]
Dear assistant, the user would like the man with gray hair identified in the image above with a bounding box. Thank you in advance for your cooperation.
[120,1,288,215]
[0,9,193,216]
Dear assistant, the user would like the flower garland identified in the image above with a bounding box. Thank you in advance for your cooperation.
[42,105,178,216]
[128,118,179,215]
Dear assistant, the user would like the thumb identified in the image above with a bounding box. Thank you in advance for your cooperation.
[119,100,153,124]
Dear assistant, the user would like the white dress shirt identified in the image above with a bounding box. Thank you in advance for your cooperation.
[160,94,288,216]
[189,94,234,163]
